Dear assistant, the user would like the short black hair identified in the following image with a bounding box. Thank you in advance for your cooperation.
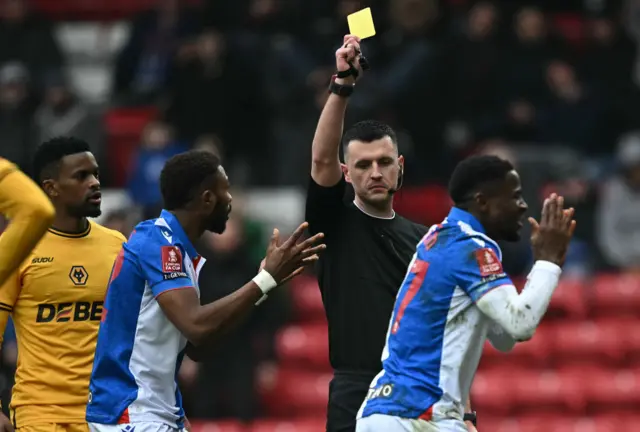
[160,150,221,210]
[33,136,91,182]
[342,120,398,152]
[448,155,515,205]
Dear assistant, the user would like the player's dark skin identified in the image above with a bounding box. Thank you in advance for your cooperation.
[155,166,325,360]
[41,152,102,233]
[459,170,529,242]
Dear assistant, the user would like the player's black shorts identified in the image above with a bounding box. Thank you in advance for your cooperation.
[326,371,376,432]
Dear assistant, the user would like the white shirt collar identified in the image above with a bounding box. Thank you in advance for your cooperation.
[353,200,396,220]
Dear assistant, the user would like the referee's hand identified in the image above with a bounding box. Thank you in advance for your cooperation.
[262,222,325,285]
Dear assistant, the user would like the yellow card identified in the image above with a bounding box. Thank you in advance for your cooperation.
[347,7,376,40]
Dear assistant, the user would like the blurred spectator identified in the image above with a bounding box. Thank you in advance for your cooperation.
[126,120,188,219]
[580,15,636,97]
[536,59,607,154]
[33,70,103,158]
[446,1,501,120]
[499,6,565,105]
[0,62,36,171]
[166,28,269,185]
[184,214,289,420]
[102,209,134,238]
[597,132,640,270]
[0,0,64,92]
[113,0,199,104]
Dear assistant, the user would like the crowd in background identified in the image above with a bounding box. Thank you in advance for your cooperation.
[0,0,639,423]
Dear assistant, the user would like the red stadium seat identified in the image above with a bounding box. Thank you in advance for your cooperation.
[482,324,552,368]
[513,369,585,413]
[583,368,640,408]
[471,369,515,413]
[393,185,452,227]
[548,278,588,318]
[105,107,158,187]
[288,276,325,322]
[592,274,640,316]
[257,367,330,417]
[275,324,330,370]
[189,420,245,432]
[249,418,325,432]
[554,320,625,363]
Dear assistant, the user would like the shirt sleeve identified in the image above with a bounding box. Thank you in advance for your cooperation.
[452,239,513,303]
[0,162,55,285]
[138,240,194,297]
[0,270,22,345]
[305,175,348,235]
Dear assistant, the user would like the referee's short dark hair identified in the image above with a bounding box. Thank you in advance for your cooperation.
[342,120,398,152]
[33,136,91,182]
[160,150,221,210]
[448,155,515,205]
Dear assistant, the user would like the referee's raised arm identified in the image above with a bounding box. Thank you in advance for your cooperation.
[310,35,361,188]
[305,36,363,237]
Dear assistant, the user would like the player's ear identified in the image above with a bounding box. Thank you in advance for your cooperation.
[41,179,57,198]
[341,163,351,183]
[201,189,217,210]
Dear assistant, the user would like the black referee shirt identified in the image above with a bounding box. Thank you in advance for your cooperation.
[305,176,428,374]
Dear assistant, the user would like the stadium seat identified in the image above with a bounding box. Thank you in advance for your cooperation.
[548,278,588,318]
[393,185,452,227]
[189,420,245,432]
[105,107,158,187]
[275,324,330,370]
[288,276,325,322]
[471,369,515,413]
[592,274,640,316]
[583,368,640,408]
[257,367,330,417]
[553,320,625,363]
[552,13,585,47]
[249,418,325,432]
[513,369,585,412]
[482,323,552,367]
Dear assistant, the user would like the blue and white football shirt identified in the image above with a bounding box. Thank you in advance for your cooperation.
[358,207,512,423]
[86,210,205,427]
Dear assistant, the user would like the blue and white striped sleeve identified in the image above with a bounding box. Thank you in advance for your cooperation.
[452,238,513,303]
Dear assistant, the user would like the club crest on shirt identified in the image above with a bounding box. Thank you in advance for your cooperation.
[474,248,502,277]
[161,246,183,273]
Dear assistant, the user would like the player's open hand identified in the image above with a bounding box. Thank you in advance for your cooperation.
[528,193,576,266]
[262,222,325,285]
[335,34,363,84]
[0,413,13,432]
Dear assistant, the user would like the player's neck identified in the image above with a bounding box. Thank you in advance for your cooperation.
[354,195,395,219]
[51,214,89,234]
[169,210,204,244]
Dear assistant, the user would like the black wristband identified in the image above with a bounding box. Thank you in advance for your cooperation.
[463,411,477,426]
[328,75,355,97]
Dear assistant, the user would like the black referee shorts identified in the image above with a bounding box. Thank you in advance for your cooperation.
[326,371,376,432]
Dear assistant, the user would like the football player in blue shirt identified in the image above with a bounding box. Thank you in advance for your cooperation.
[86,150,325,432]
[356,155,576,432]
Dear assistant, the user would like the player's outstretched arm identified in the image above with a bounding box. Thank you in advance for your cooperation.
[0,163,54,285]
[156,223,325,352]
[476,194,576,341]
[311,35,363,187]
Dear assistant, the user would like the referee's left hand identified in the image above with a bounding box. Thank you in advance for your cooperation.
[465,421,478,432]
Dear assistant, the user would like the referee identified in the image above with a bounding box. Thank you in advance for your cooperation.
[305,35,477,432]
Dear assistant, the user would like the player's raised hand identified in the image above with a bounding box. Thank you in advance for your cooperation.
[335,34,363,84]
[263,222,325,285]
[528,193,576,266]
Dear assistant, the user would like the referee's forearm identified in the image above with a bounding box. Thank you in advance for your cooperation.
[190,281,263,345]
[311,94,349,178]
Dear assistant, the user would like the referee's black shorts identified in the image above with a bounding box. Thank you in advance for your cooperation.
[326,371,376,432]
